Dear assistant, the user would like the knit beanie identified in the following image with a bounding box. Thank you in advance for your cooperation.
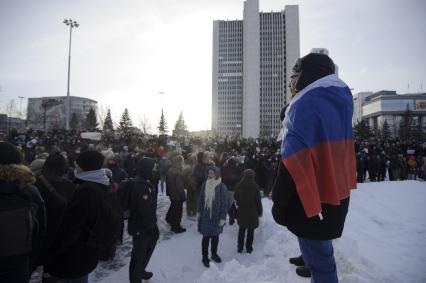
[293,53,335,92]
[0,142,21,165]
[75,150,105,171]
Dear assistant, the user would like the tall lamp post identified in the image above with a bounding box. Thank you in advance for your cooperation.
[63,19,79,131]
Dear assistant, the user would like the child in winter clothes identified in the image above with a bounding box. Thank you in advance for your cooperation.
[197,166,228,267]
[234,169,263,253]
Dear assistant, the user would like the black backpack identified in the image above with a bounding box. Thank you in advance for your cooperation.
[0,187,38,258]
[86,185,123,261]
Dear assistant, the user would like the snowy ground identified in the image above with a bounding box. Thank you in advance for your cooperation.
[95,180,426,283]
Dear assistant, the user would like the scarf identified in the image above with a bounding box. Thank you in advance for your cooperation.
[281,74,356,218]
[74,169,110,186]
[205,177,221,219]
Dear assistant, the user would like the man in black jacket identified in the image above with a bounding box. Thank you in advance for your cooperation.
[48,150,122,283]
[272,53,356,283]
[128,157,160,283]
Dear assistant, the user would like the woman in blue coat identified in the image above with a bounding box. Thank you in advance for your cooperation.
[197,166,228,268]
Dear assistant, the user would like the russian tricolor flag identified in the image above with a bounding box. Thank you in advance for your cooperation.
[281,74,357,218]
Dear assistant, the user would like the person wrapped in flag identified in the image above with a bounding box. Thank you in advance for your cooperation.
[272,53,356,283]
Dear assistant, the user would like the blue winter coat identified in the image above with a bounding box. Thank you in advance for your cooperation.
[197,181,228,236]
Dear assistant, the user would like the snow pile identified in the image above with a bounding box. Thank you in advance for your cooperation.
[101,181,426,283]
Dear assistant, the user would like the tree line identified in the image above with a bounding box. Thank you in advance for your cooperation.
[72,107,189,137]
[354,108,425,143]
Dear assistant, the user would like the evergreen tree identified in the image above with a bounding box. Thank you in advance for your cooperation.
[398,106,414,143]
[381,120,391,142]
[353,120,372,141]
[157,109,168,135]
[373,123,381,141]
[118,108,133,133]
[103,109,114,133]
[70,112,79,130]
[85,108,98,130]
[172,111,189,137]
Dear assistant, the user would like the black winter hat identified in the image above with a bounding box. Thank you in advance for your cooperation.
[293,53,335,92]
[75,150,105,171]
[136,157,156,180]
[42,152,67,176]
[0,142,21,165]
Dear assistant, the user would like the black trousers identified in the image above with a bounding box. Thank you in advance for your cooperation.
[238,227,254,250]
[202,235,219,259]
[166,200,183,229]
[129,233,157,283]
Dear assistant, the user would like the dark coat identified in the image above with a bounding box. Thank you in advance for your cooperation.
[48,180,109,278]
[221,159,243,192]
[0,164,46,283]
[193,163,207,193]
[272,162,349,240]
[197,181,228,236]
[128,178,158,236]
[34,175,75,267]
[166,165,186,202]
[234,177,263,229]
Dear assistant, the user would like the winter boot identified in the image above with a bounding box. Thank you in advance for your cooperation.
[172,226,186,233]
[296,266,312,278]
[246,247,253,254]
[289,255,305,267]
[211,254,222,263]
[202,257,210,268]
[141,271,153,280]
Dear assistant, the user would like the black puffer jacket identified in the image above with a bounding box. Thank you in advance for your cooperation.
[234,170,263,229]
[128,178,158,236]
[272,162,349,240]
[48,180,109,278]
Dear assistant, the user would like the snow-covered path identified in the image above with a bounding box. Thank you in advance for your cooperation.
[100,181,426,283]
[31,181,426,282]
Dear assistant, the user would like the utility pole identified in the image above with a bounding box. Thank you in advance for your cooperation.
[63,19,79,131]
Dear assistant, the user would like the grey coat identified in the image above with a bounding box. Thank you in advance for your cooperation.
[197,182,228,236]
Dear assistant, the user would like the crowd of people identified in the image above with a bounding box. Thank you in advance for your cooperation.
[2,128,425,283]
[1,53,425,283]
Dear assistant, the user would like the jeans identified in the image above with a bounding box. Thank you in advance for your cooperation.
[298,237,338,283]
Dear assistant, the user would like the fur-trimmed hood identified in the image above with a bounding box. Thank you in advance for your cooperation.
[0,164,36,185]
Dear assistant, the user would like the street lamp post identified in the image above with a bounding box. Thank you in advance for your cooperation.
[63,19,79,131]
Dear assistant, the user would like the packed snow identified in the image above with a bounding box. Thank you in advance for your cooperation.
[96,181,425,283]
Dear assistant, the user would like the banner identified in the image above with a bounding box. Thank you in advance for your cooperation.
[81,132,102,141]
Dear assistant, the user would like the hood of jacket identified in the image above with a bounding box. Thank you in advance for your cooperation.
[0,164,36,194]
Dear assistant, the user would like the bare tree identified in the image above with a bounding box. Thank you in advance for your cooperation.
[139,115,152,135]
[97,104,109,129]
[6,99,16,132]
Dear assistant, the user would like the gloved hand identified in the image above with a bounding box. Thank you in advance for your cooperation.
[219,219,225,226]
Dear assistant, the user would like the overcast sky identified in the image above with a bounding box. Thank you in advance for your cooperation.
[0,0,425,132]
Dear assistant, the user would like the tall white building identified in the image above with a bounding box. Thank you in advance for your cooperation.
[212,0,300,138]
